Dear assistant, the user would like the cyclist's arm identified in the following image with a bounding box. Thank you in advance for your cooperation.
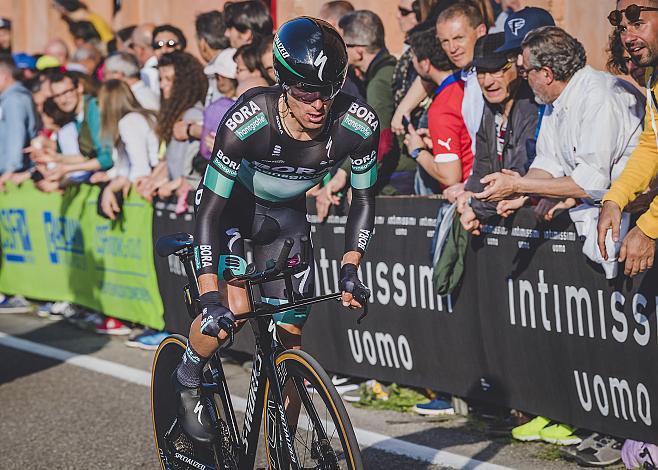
[343,124,379,267]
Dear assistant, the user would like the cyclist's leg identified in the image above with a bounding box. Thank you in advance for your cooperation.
[252,200,314,430]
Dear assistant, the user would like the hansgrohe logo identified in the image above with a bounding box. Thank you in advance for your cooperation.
[235,113,268,140]
[341,113,372,139]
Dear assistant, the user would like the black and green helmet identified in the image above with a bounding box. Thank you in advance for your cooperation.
[273,17,348,99]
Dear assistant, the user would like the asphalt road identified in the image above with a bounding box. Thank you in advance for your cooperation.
[0,311,600,469]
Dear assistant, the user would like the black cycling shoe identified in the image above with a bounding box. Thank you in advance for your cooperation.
[172,372,217,444]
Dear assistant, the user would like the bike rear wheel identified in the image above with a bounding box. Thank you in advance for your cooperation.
[264,349,363,470]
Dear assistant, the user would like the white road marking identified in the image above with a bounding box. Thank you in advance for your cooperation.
[0,331,513,470]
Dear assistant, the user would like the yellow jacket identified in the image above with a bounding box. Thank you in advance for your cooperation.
[603,68,658,238]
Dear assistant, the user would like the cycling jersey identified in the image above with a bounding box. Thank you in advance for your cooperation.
[194,87,378,321]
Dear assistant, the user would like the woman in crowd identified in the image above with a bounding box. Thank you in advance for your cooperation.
[138,51,207,202]
[152,24,187,61]
[97,79,159,220]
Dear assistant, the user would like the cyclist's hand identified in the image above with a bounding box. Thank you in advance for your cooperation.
[199,291,236,337]
[339,263,370,309]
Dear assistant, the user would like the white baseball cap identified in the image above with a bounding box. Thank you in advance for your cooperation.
[204,48,237,79]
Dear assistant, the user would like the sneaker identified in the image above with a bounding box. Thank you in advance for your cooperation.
[125,329,170,350]
[173,371,217,444]
[0,295,33,313]
[37,302,57,319]
[412,398,455,416]
[52,301,78,318]
[561,433,622,467]
[540,423,582,446]
[95,316,131,335]
[512,415,550,441]
[342,379,389,403]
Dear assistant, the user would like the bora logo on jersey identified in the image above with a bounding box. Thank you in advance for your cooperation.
[225,101,269,140]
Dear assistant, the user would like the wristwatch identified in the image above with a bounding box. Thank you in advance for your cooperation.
[410,147,424,160]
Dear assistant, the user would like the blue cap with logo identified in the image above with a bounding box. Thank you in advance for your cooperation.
[495,7,555,53]
[12,53,37,70]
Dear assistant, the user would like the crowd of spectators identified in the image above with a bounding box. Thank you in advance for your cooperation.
[1,0,658,466]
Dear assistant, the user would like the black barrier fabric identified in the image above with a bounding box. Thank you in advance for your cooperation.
[154,196,658,443]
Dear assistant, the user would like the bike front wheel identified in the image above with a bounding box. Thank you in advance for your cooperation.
[264,349,363,470]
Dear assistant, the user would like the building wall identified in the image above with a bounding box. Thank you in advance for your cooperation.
[0,0,617,70]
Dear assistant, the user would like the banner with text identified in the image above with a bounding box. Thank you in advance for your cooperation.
[0,183,164,329]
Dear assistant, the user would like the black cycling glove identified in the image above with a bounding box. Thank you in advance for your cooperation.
[199,291,235,337]
[339,263,371,307]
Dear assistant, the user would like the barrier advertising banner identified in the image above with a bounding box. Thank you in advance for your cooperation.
[0,183,164,329]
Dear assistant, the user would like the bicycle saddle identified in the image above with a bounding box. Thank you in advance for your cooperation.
[156,232,194,257]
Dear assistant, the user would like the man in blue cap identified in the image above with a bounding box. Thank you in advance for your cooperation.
[496,7,555,58]
[0,18,11,54]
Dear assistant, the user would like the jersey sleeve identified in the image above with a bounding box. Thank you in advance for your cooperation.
[193,97,248,277]
[428,85,467,164]
[344,106,379,256]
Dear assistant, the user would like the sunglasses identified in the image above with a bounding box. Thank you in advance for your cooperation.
[608,4,658,26]
[398,6,414,17]
[285,83,340,104]
[152,39,179,50]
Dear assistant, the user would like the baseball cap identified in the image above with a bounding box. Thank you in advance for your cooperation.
[495,7,555,53]
[12,53,36,70]
[36,55,62,71]
[0,17,10,30]
[473,33,508,72]
[204,48,237,79]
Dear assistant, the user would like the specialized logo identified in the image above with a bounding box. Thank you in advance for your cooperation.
[274,35,290,59]
[508,18,526,36]
[174,452,207,470]
[213,149,240,177]
[352,150,377,173]
[436,137,452,151]
[226,228,242,252]
[235,112,268,141]
[0,208,33,263]
[314,50,328,81]
[194,401,204,425]
[348,102,379,130]
[225,101,263,131]
[274,36,304,78]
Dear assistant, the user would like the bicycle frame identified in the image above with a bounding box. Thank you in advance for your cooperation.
[176,244,342,470]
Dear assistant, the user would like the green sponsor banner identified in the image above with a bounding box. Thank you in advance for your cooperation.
[0,182,164,329]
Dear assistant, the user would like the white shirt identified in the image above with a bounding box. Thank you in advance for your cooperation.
[461,68,484,156]
[115,112,160,181]
[531,66,645,193]
[130,80,160,111]
[140,55,160,97]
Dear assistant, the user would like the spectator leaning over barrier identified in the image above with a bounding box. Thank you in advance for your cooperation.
[598,0,658,278]
[144,51,207,202]
[131,23,159,97]
[35,70,113,185]
[474,27,645,220]
[152,24,187,61]
[196,11,230,105]
[98,79,159,220]
[0,18,11,54]
[324,10,399,197]
[0,54,37,176]
[403,29,473,191]
[458,32,539,235]
[104,52,159,111]
[223,0,274,49]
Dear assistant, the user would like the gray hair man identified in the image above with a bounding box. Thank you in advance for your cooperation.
[104,52,159,111]
[474,27,645,218]
[131,23,159,96]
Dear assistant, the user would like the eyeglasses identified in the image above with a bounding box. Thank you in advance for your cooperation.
[398,6,414,16]
[476,60,515,78]
[152,39,179,50]
[608,4,658,26]
[285,83,339,104]
[518,64,542,78]
[51,87,76,100]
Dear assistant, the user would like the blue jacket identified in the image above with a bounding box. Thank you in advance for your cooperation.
[0,82,37,174]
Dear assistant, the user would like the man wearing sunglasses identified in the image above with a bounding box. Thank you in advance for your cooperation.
[172,17,376,441]
[599,0,658,277]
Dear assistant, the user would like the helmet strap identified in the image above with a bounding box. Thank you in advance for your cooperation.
[280,91,304,134]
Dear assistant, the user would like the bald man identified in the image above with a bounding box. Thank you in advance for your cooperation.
[44,38,70,66]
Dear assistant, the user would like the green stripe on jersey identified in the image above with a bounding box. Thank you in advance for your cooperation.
[351,165,377,190]
[203,165,235,198]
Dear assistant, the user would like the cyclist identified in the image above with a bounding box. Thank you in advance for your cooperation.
[173,16,378,443]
